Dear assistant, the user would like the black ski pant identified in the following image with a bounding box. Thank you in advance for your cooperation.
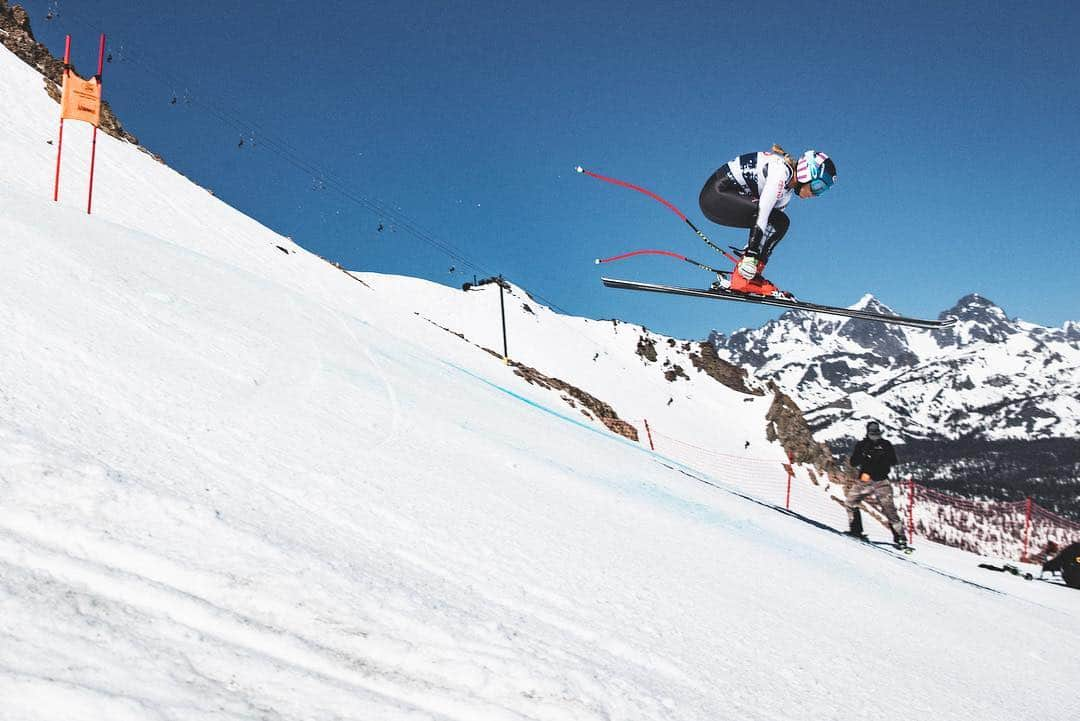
[698,169,789,262]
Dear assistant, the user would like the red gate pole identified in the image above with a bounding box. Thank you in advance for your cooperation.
[785,451,793,510]
[86,34,106,214]
[1021,497,1033,563]
[999,510,1007,559]
[907,478,915,541]
[53,35,72,202]
[643,419,655,451]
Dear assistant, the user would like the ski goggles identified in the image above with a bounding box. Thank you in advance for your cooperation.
[808,174,834,196]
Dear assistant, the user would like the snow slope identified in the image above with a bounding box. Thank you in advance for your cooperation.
[1,44,1079,721]
[357,272,780,451]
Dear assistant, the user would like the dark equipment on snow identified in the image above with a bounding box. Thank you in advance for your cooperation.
[978,563,1034,580]
[1042,541,1080,589]
[462,276,510,292]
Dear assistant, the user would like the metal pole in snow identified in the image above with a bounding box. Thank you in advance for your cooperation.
[498,275,508,363]
[643,419,655,451]
[86,34,106,214]
[53,35,71,202]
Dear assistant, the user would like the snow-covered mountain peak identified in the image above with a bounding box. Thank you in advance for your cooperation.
[837,312,915,363]
[712,289,1080,444]
[849,293,885,312]
[933,293,1014,347]
[947,293,1009,322]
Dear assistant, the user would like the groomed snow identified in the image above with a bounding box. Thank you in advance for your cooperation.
[1,45,1078,721]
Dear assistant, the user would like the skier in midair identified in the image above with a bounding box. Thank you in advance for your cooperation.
[698,144,836,295]
[846,421,908,548]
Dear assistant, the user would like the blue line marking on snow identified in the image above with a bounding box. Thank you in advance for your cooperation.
[441,361,786,537]
[442,360,722,482]
[443,361,1007,595]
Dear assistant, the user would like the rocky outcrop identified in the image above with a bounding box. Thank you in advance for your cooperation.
[0,1,138,145]
[510,361,638,442]
[419,315,639,442]
[662,362,688,382]
[688,341,761,396]
[764,383,842,482]
[636,335,657,363]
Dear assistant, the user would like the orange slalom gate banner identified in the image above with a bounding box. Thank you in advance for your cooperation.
[53,33,106,213]
[60,70,102,126]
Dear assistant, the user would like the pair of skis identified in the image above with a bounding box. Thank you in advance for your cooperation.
[859,537,916,555]
[601,277,953,330]
[577,165,956,330]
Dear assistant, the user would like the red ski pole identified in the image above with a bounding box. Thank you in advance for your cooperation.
[595,248,728,276]
[576,165,739,264]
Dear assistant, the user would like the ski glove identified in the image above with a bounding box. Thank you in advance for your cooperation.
[736,255,759,280]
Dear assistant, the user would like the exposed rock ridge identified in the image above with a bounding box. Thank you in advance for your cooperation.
[0,1,139,146]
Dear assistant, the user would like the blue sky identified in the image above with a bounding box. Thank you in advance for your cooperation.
[22,1,1080,338]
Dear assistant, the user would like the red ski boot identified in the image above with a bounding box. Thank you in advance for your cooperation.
[729,260,788,297]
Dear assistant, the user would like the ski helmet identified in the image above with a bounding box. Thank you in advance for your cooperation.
[796,150,837,196]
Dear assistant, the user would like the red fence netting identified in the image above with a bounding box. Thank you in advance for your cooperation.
[607,417,1080,562]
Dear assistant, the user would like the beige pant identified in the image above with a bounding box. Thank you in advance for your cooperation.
[846,478,905,538]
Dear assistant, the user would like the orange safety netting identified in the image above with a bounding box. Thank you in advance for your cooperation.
[607,417,1080,562]
[897,484,1080,560]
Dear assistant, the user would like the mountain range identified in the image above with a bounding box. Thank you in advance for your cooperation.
[710,294,1080,516]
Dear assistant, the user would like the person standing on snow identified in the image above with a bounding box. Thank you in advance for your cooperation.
[698,144,836,295]
[845,421,908,547]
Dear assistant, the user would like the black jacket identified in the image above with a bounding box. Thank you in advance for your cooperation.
[1043,541,1080,590]
[850,437,898,482]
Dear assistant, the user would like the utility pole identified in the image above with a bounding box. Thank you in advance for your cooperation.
[462,275,510,364]
[498,275,509,364]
